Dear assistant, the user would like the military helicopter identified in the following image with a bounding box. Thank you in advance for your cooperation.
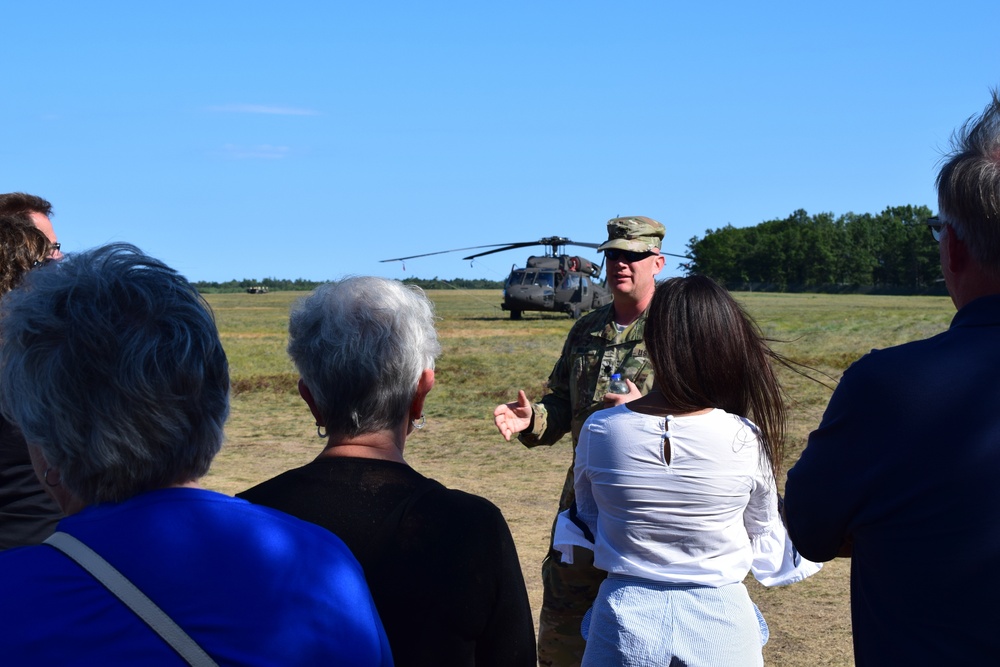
[382,236,616,319]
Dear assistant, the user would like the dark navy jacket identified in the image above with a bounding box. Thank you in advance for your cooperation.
[786,294,1000,666]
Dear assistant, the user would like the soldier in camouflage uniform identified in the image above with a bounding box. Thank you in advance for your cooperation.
[494,216,666,667]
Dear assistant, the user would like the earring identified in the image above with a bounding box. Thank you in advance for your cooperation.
[411,415,426,430]
[43,468,59,488]
[316,424,328,438]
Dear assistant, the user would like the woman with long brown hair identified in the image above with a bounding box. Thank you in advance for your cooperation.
[559,275,819,667]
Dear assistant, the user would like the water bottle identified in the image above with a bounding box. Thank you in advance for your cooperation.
[608,373,629,394]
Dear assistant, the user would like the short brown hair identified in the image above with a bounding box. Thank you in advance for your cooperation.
[0,192,53,220]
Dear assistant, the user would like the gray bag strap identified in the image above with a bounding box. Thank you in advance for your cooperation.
[44,531,219,667]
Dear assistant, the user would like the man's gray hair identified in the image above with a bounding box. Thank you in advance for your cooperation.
[937,90,1000,270]
[288,276,441,440]
[0,244,230,504]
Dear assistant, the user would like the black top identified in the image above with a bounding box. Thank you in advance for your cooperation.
[238,457,536,667]
[0,416,62,549]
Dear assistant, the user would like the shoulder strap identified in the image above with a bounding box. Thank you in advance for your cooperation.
[44,531,219,667]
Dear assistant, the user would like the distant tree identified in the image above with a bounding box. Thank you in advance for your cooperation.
[687,205,940,290]
[401,277,504,290]
[193,277,504,293]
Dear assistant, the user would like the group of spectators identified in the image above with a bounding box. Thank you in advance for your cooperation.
[3,91,1000,666]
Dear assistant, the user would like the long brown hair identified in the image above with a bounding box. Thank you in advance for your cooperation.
[644,275,786,479]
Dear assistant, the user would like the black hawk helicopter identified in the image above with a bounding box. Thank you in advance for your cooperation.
[382,236,687,320]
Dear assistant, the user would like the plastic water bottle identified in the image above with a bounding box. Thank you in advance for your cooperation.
[608,373,629,394]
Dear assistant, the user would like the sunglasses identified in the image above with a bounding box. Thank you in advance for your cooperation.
[604,249,657,263]
[926,217,946,243]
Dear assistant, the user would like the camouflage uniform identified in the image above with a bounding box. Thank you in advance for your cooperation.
[519,302,655,667]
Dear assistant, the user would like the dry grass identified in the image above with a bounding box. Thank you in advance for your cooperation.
[202,288,956,666]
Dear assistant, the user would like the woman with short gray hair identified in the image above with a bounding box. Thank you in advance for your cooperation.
[0,244,392,665]
[240,276,536,666]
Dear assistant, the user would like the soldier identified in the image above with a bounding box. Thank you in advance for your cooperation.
[494,216,666,666]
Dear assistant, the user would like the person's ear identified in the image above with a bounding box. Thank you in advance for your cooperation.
[298,378,324,425]
[944,224,969,275]
[409,369,435,422]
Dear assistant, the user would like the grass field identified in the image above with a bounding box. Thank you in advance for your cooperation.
[202,288,957,666]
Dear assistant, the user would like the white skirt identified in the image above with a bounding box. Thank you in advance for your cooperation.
[581,575,765,667]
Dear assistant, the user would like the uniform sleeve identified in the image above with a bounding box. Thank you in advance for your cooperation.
[784,357,878,562]
[517,328,576,448]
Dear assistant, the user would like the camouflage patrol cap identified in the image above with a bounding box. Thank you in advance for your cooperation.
[596,216,665,253]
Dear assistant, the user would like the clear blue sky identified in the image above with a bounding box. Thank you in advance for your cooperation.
[4,1,999,283]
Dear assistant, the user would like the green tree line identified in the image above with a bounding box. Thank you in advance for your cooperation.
[686,205,943,292]
[193,276,504,293]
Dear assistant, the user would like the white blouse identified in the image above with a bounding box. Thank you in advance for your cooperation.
[555,405,819,587]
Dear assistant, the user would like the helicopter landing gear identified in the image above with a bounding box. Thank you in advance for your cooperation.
[568,304,581,320]
[509,309,522,320]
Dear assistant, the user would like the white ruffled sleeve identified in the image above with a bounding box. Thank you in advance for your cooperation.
[744,458,822,586]
[750,505,823,586]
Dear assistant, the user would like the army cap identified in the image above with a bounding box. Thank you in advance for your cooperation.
[597,216,665,253]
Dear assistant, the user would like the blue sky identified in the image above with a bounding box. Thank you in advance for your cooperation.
[4,1,999,283]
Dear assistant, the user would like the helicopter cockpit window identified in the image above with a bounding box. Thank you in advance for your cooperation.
[532,272,555,288]
[561,274,581,290]
[507,270,527,286]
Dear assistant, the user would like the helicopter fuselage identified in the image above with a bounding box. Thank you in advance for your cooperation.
[501,255,612,319]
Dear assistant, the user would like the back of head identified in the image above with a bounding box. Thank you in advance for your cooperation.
[936,90,1000,272]
[0,216,50,295]
[288,276,441,440]
[0,192,53,219]
[0,243,230,504]
[644,275,784,474]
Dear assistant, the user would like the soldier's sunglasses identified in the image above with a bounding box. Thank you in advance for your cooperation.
[604,249,657,263]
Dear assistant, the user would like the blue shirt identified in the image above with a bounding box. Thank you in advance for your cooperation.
[0,487,393,666]
[785,294,1000,665]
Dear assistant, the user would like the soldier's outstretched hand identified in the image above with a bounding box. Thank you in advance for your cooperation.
[494,390,533,441]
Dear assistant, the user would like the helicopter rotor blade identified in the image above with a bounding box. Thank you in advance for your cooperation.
[380,243,522,263]
[384,237,618,263]
[463,239,605,260]
[462,242,540,260]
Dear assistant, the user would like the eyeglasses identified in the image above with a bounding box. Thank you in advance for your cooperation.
[604,249,657,263]
[48,243,61,256]
[926,217,947,243]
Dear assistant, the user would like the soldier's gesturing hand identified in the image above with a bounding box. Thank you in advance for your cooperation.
[494,390,533,441]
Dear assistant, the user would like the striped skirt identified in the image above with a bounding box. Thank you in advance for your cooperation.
[581,575,765,667]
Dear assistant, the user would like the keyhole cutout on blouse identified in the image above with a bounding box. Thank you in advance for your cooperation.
[663,417,672,465]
